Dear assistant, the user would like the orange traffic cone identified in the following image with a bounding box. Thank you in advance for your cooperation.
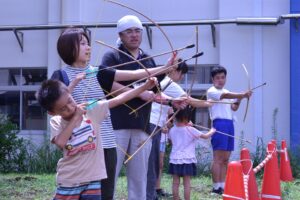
[223,161,245,200]
[271,139,279,158]
[240,148,260,200]
[261,142,282,200]
[280,140,294,182]
[271,139,280,176]
[271,139,277,147]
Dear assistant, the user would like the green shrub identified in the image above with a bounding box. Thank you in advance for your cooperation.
[289,147,300,179]
[195,145,211,176]
[24,135,62,173]
[0,114,61,173]
[251,137,266,177]
[163,142,171,174]
[271,108,279,143]
[0,115,28,173]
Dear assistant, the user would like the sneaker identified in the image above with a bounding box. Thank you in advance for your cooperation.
[219,187,224,194]
[156,188,172,197]
[211,187,223,195]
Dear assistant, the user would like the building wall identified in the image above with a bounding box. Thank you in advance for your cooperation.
[0,0,291,152]
[0,0,49,68]
[219,0,290,155]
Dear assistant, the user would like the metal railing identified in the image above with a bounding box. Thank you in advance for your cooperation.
[1,14,299,51]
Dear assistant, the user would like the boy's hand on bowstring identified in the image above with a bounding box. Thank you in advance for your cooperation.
[144,77,158,90]
[72,103,87,122]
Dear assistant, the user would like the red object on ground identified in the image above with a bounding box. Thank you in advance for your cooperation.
[223,161,245,200]
[240,148,260,200]
[280,140,294,182]
[261,142,282,200]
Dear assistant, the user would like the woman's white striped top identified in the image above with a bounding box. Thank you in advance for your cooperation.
[63,65,116,149]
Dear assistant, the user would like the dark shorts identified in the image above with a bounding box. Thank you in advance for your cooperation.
[168,163,197,177]
[211,119,234,151]
[53,181,101,200]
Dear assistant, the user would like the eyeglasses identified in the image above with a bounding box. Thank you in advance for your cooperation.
[122,28,143,35]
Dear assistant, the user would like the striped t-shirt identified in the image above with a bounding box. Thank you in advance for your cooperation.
[63,65,116,149]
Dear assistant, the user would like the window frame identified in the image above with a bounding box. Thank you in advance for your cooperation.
[0,67,47,132]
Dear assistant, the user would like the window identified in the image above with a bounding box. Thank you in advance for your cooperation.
[178,64,216,92]
[0,69,21,85]
[192,95,211,128]
[0,91,20,125]
[22,91,47,130]
[181,64,213,85]
[0,68,47,130]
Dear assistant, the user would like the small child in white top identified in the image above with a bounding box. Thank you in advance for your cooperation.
[168,106,215,200]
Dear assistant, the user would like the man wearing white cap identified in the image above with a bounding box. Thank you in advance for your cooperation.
[99,15,168,200]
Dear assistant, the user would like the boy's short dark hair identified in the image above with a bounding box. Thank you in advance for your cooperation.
[177,59,188,74]
[175,106,193,122]
[57,28,90,65]
[211,66,227,78]
[36,80,69,112]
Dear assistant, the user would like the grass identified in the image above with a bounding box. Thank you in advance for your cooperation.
[0,174,55,200]
[0,173,299,200]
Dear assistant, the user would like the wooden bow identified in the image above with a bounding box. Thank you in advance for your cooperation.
[105,0,176,163]
[241,64,251,122]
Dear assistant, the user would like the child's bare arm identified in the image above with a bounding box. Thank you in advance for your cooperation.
[110,81,156,102]
[108,77,158,109]
[188,96,212,108]
[220,90,252,100]
[114,66,173,81]
[221,90,252,111]
[199,128,216,139]
[68,72,86,93]
[53,104,86,149]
